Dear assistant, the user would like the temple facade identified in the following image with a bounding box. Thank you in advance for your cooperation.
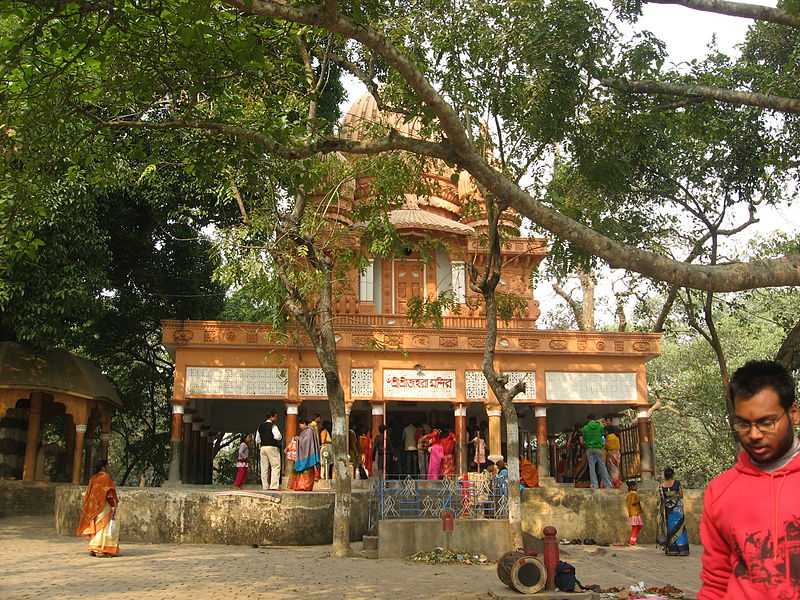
[161,95,661,485]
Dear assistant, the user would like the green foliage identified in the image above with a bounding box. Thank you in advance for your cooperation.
[407,291,460,329]
[0,164,227,485]
[647,288,800,487]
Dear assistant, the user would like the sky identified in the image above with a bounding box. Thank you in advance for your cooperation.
[340,0,798,326]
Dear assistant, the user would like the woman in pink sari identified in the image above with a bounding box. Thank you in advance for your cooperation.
[426,430,443,480]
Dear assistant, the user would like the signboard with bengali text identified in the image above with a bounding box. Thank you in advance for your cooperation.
[383,369,457,399]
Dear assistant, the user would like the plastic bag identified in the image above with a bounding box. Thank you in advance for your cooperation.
[107,517,117,538]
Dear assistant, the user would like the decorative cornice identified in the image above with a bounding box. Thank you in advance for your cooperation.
[163,319,661,359]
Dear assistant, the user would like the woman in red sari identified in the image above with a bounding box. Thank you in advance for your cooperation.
[76,459,119,557]
[358,429,372,477]
[440,430,457,478]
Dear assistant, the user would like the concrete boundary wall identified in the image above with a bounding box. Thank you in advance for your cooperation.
[55,486,370,545]
[521,487,703,545]
[0,480,62,517]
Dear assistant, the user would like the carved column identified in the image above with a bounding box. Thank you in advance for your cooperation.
[454,404,467,476]
[370,403,384,441]
[165,403,184,485]
[637,409,655,480]
[22,392,43,481]
[487,407,502,461]
[535,406,550,477]
[72,423,87,485]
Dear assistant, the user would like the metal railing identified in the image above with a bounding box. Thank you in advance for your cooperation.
[370,475,509,523]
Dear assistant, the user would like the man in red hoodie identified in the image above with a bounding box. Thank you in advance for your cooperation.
[699,360,800,600]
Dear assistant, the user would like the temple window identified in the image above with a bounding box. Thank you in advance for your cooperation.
[451,261,466,304]
[359,259,374,303]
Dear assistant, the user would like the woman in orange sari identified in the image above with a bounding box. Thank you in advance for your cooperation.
[76,459,119,557]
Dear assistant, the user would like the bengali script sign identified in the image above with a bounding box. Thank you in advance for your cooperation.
[545,372,638,402]
[383,369,457,399]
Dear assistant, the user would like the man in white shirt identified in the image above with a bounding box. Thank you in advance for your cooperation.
[402,422,419,476]
[256,411,282,490]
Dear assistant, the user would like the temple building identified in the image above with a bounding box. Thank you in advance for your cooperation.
[162,95,661,485]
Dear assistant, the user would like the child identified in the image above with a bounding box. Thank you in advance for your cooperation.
[626,480,643,545]
[470,430,486,472]
[233,434,250,488]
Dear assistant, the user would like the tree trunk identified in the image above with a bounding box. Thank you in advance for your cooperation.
[307,263,352,558]
[577,270,595,331]
[776,318,800,373]
[500,390,524,549]
[471,198,525,550]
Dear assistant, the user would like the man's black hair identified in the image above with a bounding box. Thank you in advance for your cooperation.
[587,413,596,421]
[729,360,796,410]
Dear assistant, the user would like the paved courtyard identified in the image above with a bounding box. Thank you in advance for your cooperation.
[0,516,701,599]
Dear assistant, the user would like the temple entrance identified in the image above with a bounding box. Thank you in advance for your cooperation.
[393,259,425,314]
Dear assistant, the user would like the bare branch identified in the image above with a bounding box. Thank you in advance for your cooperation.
[603,78,800,115]
[101,118,452,160]
[646,0,800,29]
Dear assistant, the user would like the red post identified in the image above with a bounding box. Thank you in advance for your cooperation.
[543,526,559,591]
[441,510,454,533]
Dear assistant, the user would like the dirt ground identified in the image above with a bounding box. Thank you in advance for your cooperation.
[0,516,701,599]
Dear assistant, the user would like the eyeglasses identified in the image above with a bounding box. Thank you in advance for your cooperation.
[731,411,787,435]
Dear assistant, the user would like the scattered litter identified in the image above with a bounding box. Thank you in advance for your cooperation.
[408,547,491,565]
[596,582,685,599]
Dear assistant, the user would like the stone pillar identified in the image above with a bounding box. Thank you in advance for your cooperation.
[167,403,184,485]
[182,413,193,484]
[371,404,384,441]
[637,409,655,480]
[72,423,87,485]
[22,392,43,481]
[99,410,112,462]
[284,403,299,479]
[191,421,202,484]
[83,419,96,485]
[166,403,184,485]
[200,429,209,485]
[487,407,502,460]
[535,406,550,477]
[454,404,467,476]
[205,429,215,484]
[64,415,75,482]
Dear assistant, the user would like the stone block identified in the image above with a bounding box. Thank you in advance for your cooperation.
[378,518,512,560]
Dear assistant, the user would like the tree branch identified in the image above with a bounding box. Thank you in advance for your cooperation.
[646,0,800,29]
[212,0,800,291]
[603,78,800,115]
[101,119,452,159]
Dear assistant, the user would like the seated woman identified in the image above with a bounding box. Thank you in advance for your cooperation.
[77,459,119,557]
